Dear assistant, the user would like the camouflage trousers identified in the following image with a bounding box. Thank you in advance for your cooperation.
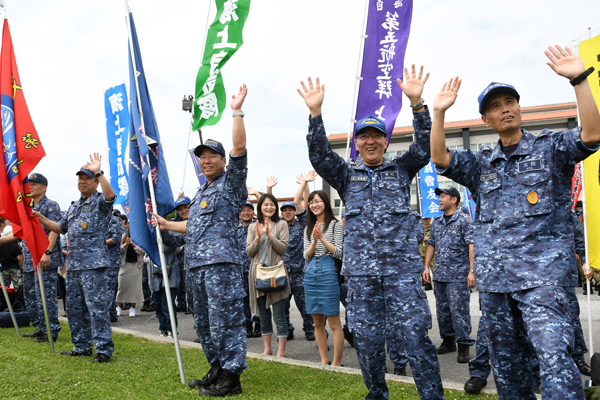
[66,268,114,356]
[1,268,21,291]
[468,297,492,380]
[23,269,61,337]
[565,287,588,359]
[480,286,584,400]
[286,269,314,335]
[346,274,445,400]
[434,281,475,345]
[105,267,119,320]
[190,263,247,375]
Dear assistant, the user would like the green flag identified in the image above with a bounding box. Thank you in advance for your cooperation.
[193,0,251,130]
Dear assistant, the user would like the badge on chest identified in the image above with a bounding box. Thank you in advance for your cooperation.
[380,171,399,180]
[517,158,542,173]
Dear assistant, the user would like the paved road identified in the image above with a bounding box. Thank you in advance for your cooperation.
[70,284,600,393]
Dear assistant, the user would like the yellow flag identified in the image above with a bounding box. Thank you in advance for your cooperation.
[579,34,600,268]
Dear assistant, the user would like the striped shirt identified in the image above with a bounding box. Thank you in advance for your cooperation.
[303,219,344,260]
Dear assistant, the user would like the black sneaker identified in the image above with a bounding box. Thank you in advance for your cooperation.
[198,369,242,397]
[464,376,487,394]
[393,366,407,376]
[287,331,294,340]
[305,332,316,341]
[437,338,456,354]
[251,324,261,338]
[189,363,222,388]
[24,329,43,338]
[575,358,592,376]
[60,350,92,357]
[92,353,110,363]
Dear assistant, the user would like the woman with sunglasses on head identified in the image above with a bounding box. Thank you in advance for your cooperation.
[247,193,290,357]
[303,189,344,366]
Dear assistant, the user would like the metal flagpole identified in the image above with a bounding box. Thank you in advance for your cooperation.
[338,0,370,220]
[36,264,55,353]
[0,272,20,336]
[580,163,593,355]
[181,0,213,191]
[124,0,185,384]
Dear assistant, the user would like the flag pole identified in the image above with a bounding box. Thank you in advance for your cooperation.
[0,272,21,336]
[181,1,213,192]
[580,163,594,355]
[35,264,55,353]
[124,0,185,384]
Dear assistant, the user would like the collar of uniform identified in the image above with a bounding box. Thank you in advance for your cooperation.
[33,195,48,210]
[441,210,460,226]
[509,129,534,158]
[203,172,225,189]
[355,158,394,171]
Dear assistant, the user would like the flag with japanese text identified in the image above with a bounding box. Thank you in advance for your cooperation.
[193,0,251,130]
[104,83,130,205]
[579,34,600,268]
[351,0,413,160]
[127,12,175,267]
[571,161,583,208]
[188,149,207,186]
[418,160,442,218]
[0,20,49,267]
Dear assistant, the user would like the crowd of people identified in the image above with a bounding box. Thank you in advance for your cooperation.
[1,44,599,400]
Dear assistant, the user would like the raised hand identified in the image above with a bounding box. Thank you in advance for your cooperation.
[545,45,585,80]
[230,83,248,112]
[396,64,429,103]
[298,77,325,117]
[433,77,461,113]
[266,176,278,189]
[87,152,102,174]
[303,170,317,182]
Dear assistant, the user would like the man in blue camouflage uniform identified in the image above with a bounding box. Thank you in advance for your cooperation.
[237,200,257,337]
[105,211,124,323]
[11,173,64,343]
[430,45,600,399]
[298,69,445,400]
[282,171,315,341]
[423,186,475,363]
[154,85,248,397]
[172,196,191,313]
[37,153,116,363]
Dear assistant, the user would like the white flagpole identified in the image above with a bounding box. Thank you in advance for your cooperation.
[580,164,593,355]
[181,1,213,192]
[124,0,185,384]
[36,264,55,353]
[0,272,21,336]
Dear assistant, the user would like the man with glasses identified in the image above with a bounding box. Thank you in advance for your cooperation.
[298,66,444,400]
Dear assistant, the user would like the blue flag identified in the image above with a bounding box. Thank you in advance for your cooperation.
[188,148,207,186]
[104,83,130,205]
[463,187,476,218]
[418,160,443,218]
[127,12,175,267]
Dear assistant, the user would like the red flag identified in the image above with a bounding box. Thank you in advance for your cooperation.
[0,19,49,266]
[571,162,583,208]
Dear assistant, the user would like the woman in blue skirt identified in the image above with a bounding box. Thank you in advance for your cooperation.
[303,190,344,366]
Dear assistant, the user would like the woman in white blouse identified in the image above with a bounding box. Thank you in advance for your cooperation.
[303,190,344,366]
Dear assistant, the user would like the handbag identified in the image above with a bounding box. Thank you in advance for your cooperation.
[254,250,288,293]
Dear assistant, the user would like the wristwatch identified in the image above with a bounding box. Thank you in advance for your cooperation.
[44,250,52,255]
[95,170,104,177]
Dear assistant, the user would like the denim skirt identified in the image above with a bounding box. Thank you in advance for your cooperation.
[304,256,340,316]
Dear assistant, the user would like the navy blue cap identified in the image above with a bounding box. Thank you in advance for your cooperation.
[280,201,296,211]
[194,139,226,158]
[29,173,48,185]
[244,201,254,210]
[435,186,461,202]
[76,165,95,178]
[354,115,387,137]
[175,196,191,207]
[478,82,520,114]
[577,210,583,216]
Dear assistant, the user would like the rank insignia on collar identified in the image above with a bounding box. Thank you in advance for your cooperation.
[82,222,87,229]
[201,200,207,209]
[527,191,539,205]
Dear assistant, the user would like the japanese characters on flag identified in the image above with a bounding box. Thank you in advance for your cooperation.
[193,0,251,130]
[351,0,413,160]
[104,83,130,205]
[571,161,583,209]
[418,160,443,218]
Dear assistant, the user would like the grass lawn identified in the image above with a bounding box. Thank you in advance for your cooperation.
[0,323,497,399]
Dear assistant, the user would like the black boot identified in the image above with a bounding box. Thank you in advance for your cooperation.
[575,358,592,376]
[464,376,487,394]
[189,363,222,388]
[198,369,242,397]
[436,337,456,354]
[457,344,470,363]
[343,325,354,348]
[23,328,43,338]
[393,366,407,376]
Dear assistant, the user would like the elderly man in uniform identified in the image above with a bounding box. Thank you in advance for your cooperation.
[3,173,64,342]
[430,45,600,399]
[37,153,116,363]
[105,210,124,322]
[298,67,445,400]
[423,186,475,363]
[282,171,316,341]
[153,85,248,397]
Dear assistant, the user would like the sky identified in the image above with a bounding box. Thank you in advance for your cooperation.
[3,0,600,210]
